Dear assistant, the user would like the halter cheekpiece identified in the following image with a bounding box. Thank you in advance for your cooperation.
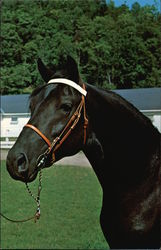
[24,79,88,170]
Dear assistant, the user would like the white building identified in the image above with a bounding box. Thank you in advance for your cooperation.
[1,95,30,148]
[1,88,160,149]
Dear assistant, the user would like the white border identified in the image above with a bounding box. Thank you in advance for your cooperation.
[48,78,87,96]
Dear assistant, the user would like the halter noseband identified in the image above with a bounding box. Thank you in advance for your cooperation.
[24,79,88,169]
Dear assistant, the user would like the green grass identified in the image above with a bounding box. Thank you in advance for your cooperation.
[1,161,109,249]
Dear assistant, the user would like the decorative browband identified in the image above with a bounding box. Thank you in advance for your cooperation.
[48,78,87,96]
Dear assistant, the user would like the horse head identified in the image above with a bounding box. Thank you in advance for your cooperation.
[7,56,88,183]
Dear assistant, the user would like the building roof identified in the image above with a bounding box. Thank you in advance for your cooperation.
[113,88,161,111]
[1,88,161,114]
[1,94,30,114]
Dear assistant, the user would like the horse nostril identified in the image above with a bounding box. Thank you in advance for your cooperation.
[17,153,28,174]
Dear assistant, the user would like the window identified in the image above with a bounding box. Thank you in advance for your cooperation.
[11,117,18,124]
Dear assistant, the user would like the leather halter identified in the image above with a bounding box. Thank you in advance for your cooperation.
[24,82,88,166]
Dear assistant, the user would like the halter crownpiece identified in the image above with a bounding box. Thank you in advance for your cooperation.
[48,78,87,96]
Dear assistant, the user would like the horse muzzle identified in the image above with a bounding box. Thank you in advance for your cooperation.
[6,150,37,183]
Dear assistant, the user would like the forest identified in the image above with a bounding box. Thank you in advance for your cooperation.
[1,0,161,94]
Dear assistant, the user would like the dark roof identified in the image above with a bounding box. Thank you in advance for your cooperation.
[1,94,30,114]
[1,88,161,114]
[113,88,161,111]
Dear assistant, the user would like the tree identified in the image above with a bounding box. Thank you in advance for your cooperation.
[1,0,161,94]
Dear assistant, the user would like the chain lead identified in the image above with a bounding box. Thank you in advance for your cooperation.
[25,169,42,222]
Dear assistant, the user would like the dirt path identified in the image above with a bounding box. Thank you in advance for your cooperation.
[1,150,91,167]
[55,151,91,167]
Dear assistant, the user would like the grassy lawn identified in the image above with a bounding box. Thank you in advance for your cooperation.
[1,161,109,249]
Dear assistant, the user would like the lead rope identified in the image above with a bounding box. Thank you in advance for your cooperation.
[0,170,42,223]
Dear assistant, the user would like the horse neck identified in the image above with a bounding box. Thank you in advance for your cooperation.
[83,84,160,191]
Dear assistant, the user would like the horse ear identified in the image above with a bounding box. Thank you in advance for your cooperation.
[66,56,80,84]
[37,58,54,83]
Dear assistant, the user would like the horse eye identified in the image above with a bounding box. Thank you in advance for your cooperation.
[60,104,72,113]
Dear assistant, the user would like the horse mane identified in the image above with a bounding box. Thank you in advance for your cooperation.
[30,69,75,99]
[30,84,47,98]
[88,84,159,134]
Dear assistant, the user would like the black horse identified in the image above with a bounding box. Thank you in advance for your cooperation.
[7,56,161,249]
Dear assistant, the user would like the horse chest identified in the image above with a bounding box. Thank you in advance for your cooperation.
[120,188,159,235]
[123,209,150,233]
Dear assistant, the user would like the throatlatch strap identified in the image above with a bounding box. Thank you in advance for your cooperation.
[82,84,88,145]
